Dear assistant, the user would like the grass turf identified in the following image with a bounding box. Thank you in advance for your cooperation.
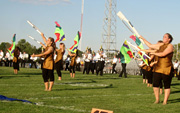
[1,67,180,113]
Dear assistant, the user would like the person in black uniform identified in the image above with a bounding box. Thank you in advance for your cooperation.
[91,51,96,74]
[96,47,107,76]
[119,63,127,78]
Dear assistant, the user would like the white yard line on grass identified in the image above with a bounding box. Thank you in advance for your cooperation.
[27,93,152,100]
[1,101,88,112]
[36,102,88,112]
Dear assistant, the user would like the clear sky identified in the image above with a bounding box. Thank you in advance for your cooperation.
[0,0,180,52]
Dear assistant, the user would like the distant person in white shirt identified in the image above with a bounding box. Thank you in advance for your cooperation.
[5,51,10,66]
[76,56,81,71]
[112,55,117,74]
[21,52,28,68]
[91,52,96,74]
[65,55,70,71]
[83,50,88,74]
[86,49,92,74]
[174,60,179,77]
[96,48,107,76]
[0,50,4,66]
[30,55,37,68]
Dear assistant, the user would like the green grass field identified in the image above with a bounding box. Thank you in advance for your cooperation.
[1,67,180,113]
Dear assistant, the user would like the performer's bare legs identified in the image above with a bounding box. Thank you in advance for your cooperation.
[44,82,49,91]
[49,82,54,91]
[58,77,62,80]
[153,87,160,104]
[163,89,171,105]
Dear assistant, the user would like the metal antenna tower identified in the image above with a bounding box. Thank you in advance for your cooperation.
[102,0,117,58]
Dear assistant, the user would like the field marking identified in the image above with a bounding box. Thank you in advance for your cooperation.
[27,93,153,100]
[68,84,108,87]
[0,83,109,87]
[1,101,88,112]
[36,103,88,113]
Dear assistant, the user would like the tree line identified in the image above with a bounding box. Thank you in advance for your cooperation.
[0,39,42,55]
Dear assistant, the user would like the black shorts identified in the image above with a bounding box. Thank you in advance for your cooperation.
[13,62,19,70]
[42,68,54,82]
[153,72,173,89]
[55,60,63,70]
[142,69,147,79]
[69,65,75,73]
[146,70,153,84]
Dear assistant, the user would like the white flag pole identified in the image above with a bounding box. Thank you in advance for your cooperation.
[79,0,84,51]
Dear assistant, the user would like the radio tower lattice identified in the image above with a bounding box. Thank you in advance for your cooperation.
[102,0,117,58]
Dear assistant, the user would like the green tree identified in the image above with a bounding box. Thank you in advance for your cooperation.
[0,42,11,53]
[17,39,42,55]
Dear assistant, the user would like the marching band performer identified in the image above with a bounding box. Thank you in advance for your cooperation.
[31,33,55,91]
[13,47,20,74]
[96,47,107,76]
[140,33,174,105]
[91,51,96,74]
[112,55,118,74]
[5,51,10,67]
[21,52,28,68]
[83,48,88,74]
[76,55,81,71]
[86,48,92,74]
[0,50,4,66]
[55,43,65,80]
[68,50,77,78]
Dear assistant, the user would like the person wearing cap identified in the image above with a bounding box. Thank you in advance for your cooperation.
[96,47,107,76]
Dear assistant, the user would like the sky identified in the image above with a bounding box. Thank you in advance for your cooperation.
[0,0,180,53]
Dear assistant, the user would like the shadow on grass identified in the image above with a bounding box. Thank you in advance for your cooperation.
[171,83,180,86]
[54,84,114,91]
[19,73,42,76]
[0,75,30,79]
[168,98,180,104]
[171,90,180,94]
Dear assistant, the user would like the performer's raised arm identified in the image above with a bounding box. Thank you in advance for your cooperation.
[40,42,46,49]
[139,36,163,50]
[41,33,48,45]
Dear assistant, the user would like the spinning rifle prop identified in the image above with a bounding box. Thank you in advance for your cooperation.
[27,20,47,39]
[27,35,41,44]
[117,11,144,44]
